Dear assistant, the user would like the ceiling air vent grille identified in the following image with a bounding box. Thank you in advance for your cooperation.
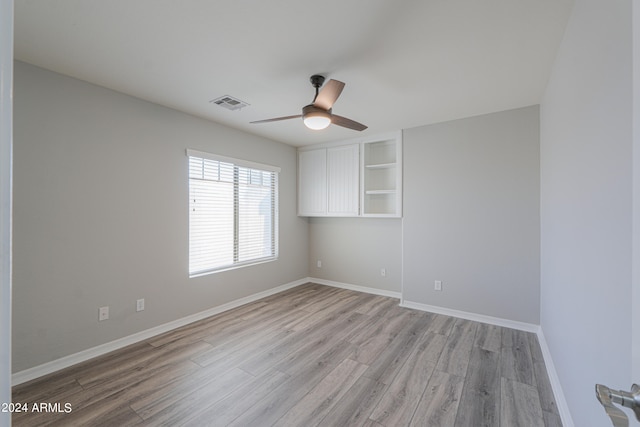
[210,95,249,111]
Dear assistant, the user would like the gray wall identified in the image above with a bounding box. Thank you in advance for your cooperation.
[1,0,13,423]
[12,62,309,372]
[540,0,634,425]
[308,217,402,293]
[402,106,540,324]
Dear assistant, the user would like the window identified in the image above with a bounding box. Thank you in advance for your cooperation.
[187,149,279,276]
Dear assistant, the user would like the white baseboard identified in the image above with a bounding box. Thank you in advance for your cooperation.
[12,278,309,386]
[399,299,539,333]
[307,277,402,299]
[536,328,575,427]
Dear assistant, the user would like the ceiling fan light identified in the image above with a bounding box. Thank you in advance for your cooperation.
[302,106,332,130]
[304,114,331,130]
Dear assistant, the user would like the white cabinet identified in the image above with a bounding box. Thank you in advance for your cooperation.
[298,132,401,218]
[298,144,359,216]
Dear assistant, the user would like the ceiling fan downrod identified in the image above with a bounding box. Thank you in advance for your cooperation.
[310,75,325,103]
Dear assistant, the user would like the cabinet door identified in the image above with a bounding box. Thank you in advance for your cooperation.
[298,149,327,216]
[327,144,359,216]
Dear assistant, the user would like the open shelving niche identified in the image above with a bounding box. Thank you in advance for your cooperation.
[361,132,402,217]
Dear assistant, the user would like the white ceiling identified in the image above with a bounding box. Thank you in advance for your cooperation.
[14,0,574,147]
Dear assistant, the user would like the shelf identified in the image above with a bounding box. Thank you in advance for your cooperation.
[365,162,396,170]
[365,190,396,195]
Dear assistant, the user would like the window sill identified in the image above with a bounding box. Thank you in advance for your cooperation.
[189,256,278,278]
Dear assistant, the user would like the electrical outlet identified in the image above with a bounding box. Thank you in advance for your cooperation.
[381,268,386,277]
[317,260,322,268]
[136,298,145,312]
[434,280,442,291]
[99,306,109,321]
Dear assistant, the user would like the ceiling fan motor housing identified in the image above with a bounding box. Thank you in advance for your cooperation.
[303,104,331,117]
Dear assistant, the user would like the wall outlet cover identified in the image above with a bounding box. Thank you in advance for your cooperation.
[99,306,109,321]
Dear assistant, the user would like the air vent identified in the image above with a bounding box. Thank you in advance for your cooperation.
[210,95,249,111]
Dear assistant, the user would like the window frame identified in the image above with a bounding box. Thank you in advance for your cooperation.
[187,149,280,277]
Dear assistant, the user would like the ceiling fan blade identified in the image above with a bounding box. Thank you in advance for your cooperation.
[250,115,302,124]
[331,115,367,131]
[313,79,345,110]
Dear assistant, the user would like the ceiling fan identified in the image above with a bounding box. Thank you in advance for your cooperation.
[251,75,367,131]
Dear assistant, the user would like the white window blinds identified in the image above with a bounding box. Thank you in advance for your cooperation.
[187,150,279,276]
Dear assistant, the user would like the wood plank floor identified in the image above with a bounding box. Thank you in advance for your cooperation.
[12,283,562,426]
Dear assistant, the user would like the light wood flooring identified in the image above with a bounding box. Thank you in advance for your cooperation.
[12,283,562,426]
